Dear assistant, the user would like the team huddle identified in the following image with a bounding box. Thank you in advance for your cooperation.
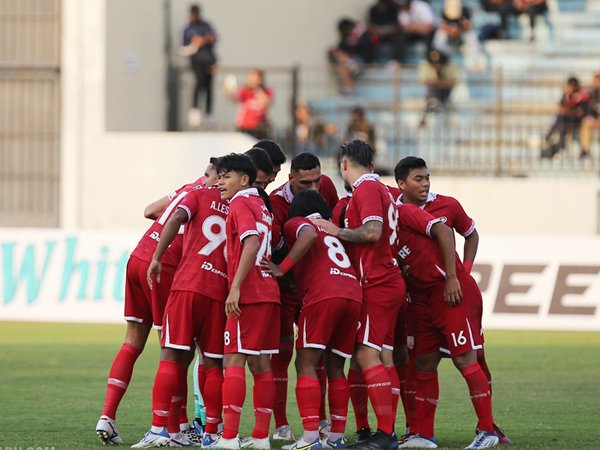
[95,139,510,450]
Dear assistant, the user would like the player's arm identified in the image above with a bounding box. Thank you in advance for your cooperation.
[144,195,171,220]
[263,226,317,277]
[311,217,382,243]
[463,228,479,273]
[430,222,462,307]
[226,235,260,318]
[147,208,188,288]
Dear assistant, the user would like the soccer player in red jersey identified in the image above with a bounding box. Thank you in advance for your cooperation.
[263,190,362,450]
[393,177,499,449]
[313,140,406,449]
[96,163,217,446]
[131,178,229,448]
[268,152,339,441]
[394,156,510,446]
[213,153,280,449]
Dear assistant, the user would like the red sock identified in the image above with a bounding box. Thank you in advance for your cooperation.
[477,349,492,395]
[271,341,293,428]
[328,377,350,434]
[461,363,494,433]
[222,366,246,439]
[348,368,370,430]
[363,365,393,435]
[102,343,141,420]
[316,360,328,421]
[178,363,189,427]
[204,367,224,434]
[152,360,180,428]
[405,355,418,432]
[414,371,438,439]
[387,366,401,428]
[396,364,409,428]
[198,363,207,401]
[167,364,183,434]
[252,370,276,439]
[296,375,321,433]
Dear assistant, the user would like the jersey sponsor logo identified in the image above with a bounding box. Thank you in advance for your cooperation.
[260,269,273,278]
[398,245,411,259]
[329,267,358,280]
[200,261,227,279]
[148,231,160,242]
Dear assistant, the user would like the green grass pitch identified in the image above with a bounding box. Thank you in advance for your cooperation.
[0,322,599,449]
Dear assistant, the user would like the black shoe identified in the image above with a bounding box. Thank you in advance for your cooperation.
[355,427,372,444]
[350,430,393,449]
[390,431,399,449]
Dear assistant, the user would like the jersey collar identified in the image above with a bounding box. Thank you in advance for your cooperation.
[230,187,259,203]
[352,173,380,190]
[397,191,437,209]
[275,181,294,204]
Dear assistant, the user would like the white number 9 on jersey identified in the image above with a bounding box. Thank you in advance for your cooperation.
[198,215,227,256]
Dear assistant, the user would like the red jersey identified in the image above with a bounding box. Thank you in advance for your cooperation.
[170,187,229,302]
[283,216,362,306]
[226,188,280,304]
[399,192,475,238]
[270,174,339,250]
[332,195,351,228]
[344,174,401,287]
[393,203,464,291]
[387,185,402,203]
[131,178,203,272]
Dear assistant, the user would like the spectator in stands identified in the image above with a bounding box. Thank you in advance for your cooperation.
[224,69,274,139]
[418,49,459,127]
[368,0,401,63]
[345,106,376,150]
[580,73,600,159]
[396,0,436,62]
[543,77,589,159]
[512,0,553,42]
[180,4,217,127]
[329,18,379,96]
[433,0,486,71]
[293,102,338,155]
[479,0,514,39]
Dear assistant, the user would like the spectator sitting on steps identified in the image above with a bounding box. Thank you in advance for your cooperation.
[418,50,459,128]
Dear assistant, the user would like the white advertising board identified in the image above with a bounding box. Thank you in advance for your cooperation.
[1,230,599,330]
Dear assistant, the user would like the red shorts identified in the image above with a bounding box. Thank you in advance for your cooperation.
[124,255,174,329]
[161,291,226,357]
[297,298,361,359]
[414,273,484,357]
[357,275,406,352]
[280,291,301,340]
[224,303,281,355]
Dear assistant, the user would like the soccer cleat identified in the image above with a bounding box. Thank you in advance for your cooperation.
[202,433,221,448]
[131,428,171,448]
[319,420,331,440]
[284,437,323,450]
[390,431,399,450]
[239,437,270,449]
[181,427,202,446]
[273,425,296,441]
[322,436,347,448]
[212,435,241,449]
[168,432,194,447]
[493,424,511,446]
[349,430,393,449]
[398,434,438,449]
[354,427,372,444]
[465,431,499,449]
[96,415,123,445]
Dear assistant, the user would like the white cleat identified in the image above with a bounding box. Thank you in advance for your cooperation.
[96,415,123,445]
[131,428,171,448]
[398,434,438,448]
[212,435,241,449]
[239,437,270,449]
[465,431,499,449]
[168,432,194,447]
[318,420,331,441]
[272,425,295,441]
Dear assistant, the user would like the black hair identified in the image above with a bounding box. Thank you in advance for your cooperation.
[216,153,257,186]
[339,139,374,168]
[567,76,580,89]
[291,152,321,173]
[209,156,218,165]
[244,148,273,175]
[394,156,428,181]
[256,188,273,214]
[254,140,286,165]
[288,190,331,221]
[190,4,200,15]
[338,18,356,34]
